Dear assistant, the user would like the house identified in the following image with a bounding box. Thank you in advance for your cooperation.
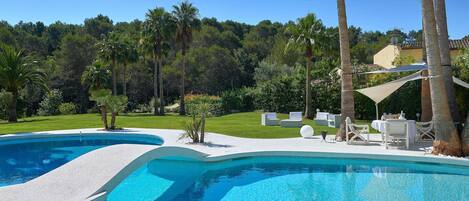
[373,38,469,69]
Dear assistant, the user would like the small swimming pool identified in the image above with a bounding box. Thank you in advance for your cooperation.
[0,133,163,187]
[109,156,469,201]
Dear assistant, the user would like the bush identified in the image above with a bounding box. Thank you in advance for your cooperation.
[252,76,303,113]
[58,103,77,115]
[133,103,152,113]
[221,88,254,113]
[38,89,63,116]
[185,94,223,116]
[180,114,202,143]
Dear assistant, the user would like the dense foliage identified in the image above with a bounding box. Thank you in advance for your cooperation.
[1,3,465,121]
[38,89,63,116]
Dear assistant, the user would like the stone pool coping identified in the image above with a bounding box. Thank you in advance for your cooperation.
[0,128,468,201]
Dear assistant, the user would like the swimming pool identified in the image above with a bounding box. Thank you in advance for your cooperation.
[109,156,469,201]
[0,133,163,187]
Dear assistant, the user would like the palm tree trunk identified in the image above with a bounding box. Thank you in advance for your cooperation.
[158,58,165,116]
[421,25,433,122]
[110,112,116,129]
[336,0,355,140]
[153,52,158,116]
[101,105,108,130]
[462,112,469,155]
[112,58,117,96]
[305,56,313,119]
[422,0,461,156]
[123,61,127,96]
[434,0,460,124]
[7,90,18,122]
[421,70,433,121]
[179,47,187,116]
[200,113,206,143]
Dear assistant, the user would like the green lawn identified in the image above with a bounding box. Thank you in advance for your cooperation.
[0,112,373,138]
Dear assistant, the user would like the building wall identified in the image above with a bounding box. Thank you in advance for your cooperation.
[373,45,399,69]
[400,49,423,63]
[374,45,463,68]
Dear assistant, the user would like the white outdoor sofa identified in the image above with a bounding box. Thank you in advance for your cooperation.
[280,112,303,128]
[261,112,279,126]
[314,111,329,126]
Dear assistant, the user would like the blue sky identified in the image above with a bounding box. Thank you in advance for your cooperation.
[1,0,468,39]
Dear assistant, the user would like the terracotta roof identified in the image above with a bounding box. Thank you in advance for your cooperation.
[399,39,469,50]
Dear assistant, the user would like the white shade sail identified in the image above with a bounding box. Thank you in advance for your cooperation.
[454,76,469,89]
[356,72,423,104]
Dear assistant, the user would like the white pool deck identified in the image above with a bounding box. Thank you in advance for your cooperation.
[0,128,468,201]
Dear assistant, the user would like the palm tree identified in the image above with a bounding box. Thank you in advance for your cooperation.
[82,61,111,129]
[96,32,123,95]
[173,1,200,115]
[81,60,111,90]
[118,36,138,97]
[421,22,433,122]
[335,0,355,140]
[285,13,325,119]
[422,0,461,156]
[143,7,175,116]
[434,0,459,124]
[90,89,111,129]
[0,45,46,122]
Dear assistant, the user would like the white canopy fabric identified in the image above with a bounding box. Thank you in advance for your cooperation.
[356,71,423,104]
[454,76,469,89]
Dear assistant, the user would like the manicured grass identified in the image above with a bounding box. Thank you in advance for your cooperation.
[0,112,373,138]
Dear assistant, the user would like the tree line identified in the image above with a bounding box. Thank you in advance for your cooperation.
[0,0,468,154]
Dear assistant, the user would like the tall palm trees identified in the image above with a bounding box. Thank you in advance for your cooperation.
[96,32,122,95]
[173,1,199,115]
[0,45,47,122]
[335,0,355,140]
[118,36,138,96]
[422,0,461,156]
[434,0,459,124]
[285,14,324,119]
[143,7,175,116]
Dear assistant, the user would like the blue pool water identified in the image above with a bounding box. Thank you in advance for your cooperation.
[0,133,162,187]
[109,156,469,201]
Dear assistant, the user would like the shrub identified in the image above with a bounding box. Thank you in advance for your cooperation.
[252,76,303,113]
[185,94,223,116]
[38,89,63,116]
[221,88,254,113]
[133,103,152,113]
[180,114,202,143]
[58,102,77,115]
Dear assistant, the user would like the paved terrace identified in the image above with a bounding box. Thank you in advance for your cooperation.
[0,128,468,201]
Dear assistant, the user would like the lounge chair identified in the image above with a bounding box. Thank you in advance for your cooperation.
[314,111,329,126]
[345,117,370,144]
[385,120,409,149]
[261,112,279,126]
[416,121,435,141]
[280,112,302,128]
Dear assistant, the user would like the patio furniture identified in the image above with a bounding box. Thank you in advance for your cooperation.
[416,121,435,141]
[300,125,314,138]
[280,112,302,128]
[345,117,370,144]
[261,112,279,126]
[372,119,417,143]
[327,114,341,128]
[314,111,329,126]
[385,120,409,149]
